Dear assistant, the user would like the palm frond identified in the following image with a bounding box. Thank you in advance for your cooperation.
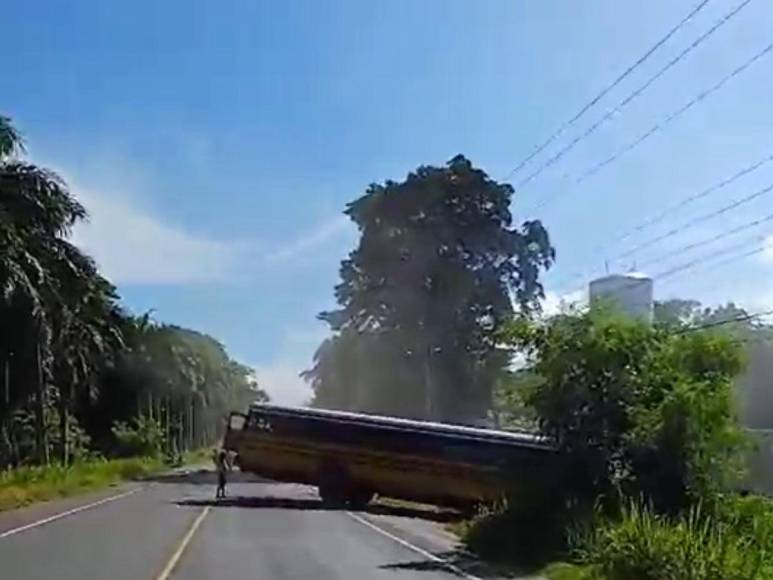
[0,162,87,236]
[0,116,25,159]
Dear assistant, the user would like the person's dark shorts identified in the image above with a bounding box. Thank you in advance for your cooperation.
[218,471,226,487]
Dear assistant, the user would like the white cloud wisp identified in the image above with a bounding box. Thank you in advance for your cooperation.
[265,216,350,265]
[70,185,351,285]
[71,189,241,285]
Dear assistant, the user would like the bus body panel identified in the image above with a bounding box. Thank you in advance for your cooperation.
[223,403,555,507]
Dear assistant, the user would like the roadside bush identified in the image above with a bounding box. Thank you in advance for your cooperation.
[111,416,165,458]
[0,456,163,511]
[502,309,746,515]
[575,501,773,580]
[714,494,773,556]
[464,309,751,573]
[461,499,569,572]
[2,405,92,465]
[49,413,93,462]
[459,467,579,571]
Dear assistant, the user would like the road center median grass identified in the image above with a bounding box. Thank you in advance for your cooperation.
[0,457,165,512]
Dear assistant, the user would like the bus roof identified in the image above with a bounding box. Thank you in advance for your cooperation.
[248,402,554,451]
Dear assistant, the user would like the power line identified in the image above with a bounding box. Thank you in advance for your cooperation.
[552,166,773,290]
[613,152,773,245]
[673,308,773,334]
[686,242,768,271]
[503,0,711,180]
[615,181,773,261]
[655,244,769,306]
[652,237,768,281]
[574,243,770,314]
[734,333,773,347]
[637,238,764,285]
[558,226,771,299]
[575,39,773,184]
[637,209,773,269]
[549,242,768,317]
[516,0,755,190]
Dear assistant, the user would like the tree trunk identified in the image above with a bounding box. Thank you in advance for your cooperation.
[58,385,69,465]
[3,355,9,406]
[8,421,20,467]
[1,423,11,467]
[188,398,195,450]
[179,410,185,454]
[491,408,501,429]
[165,397,172,455]
[34,342,49,465]
[1,356,9,466]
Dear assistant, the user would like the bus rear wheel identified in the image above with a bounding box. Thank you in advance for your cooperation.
[318,484,348,507]
[346,489,374,510]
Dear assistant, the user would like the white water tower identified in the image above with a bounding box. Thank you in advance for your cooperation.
[589,273,654,322]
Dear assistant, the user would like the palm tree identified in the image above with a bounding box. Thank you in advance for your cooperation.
[0,115,267,465]
[0,115,89,463]
[48,240,123,463]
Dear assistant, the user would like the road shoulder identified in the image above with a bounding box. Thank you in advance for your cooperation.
[0,482,142,537]
[352,506,544,580]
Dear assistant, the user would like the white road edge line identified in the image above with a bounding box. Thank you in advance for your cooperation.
[346,511,482,580]
[155,506,211,580]
[0,487,142,539]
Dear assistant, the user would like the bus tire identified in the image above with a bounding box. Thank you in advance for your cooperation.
[318,484,348,507]
[346,489,374,510]
[316,461,350,507]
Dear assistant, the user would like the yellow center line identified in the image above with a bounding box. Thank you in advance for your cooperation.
[155,506,211,580]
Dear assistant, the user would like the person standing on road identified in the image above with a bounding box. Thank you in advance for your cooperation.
[214,449,229,499]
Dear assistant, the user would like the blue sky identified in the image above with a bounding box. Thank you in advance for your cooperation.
[4,0,773,403]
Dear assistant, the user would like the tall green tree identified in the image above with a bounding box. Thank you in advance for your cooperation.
[0,114,263,467]
[308,155,554,421]
[502,308,747,513]
[655,298,773,341]
[89,319,267,458]
[0,115,97,463]
[653,298,703,327]
[48,243,123,463]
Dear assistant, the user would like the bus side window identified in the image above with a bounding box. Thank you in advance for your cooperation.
[246,413,272,432]
[229,413,247,431]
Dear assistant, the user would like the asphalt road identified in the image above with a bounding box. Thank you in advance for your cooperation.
[0,470,490,580]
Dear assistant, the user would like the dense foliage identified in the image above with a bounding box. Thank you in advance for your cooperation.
[0,116,265,467]
[305,155,554,421]
[654,298,773,339]
[462,302,773,577]
[504,308,746,514]
[570,498,773,580]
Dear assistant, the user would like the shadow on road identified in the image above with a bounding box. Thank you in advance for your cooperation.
[175,495,462,523]
[380,552,521,579]
[144,469,266,485]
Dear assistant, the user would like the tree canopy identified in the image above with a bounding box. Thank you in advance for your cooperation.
[305,155,554,422]
[654,298,773,338]
[502,308,747,513]
[0,115,265,467]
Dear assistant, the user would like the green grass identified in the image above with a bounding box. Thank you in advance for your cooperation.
[181,447,215,467]
[453,493,773,580]
[0,457,165,512]
[574,500,773,580]
[543,562,596,580]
